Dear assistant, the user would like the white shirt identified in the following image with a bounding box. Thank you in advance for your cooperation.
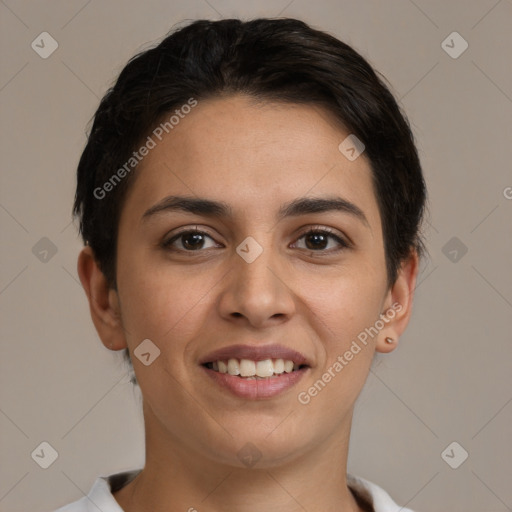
[51,469,416,512]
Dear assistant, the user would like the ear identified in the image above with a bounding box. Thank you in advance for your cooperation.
[77,246,127,351]
[376,250,419,354]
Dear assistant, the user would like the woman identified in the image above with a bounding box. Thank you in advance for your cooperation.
[58,17,426,512]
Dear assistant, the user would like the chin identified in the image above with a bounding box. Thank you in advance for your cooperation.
[200,425,312,470]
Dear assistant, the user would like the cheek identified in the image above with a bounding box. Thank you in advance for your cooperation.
[326,284,384,341]
[116,253,218,350]
[300,259,387,336]
[298,264,386,389]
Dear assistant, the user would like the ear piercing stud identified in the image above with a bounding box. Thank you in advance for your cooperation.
[385,337,394,344]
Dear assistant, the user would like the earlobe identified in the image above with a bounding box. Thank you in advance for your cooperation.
[375,250,419,353]
[76,246,127,351]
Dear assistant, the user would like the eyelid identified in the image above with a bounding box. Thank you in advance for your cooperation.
[161,225,219,248]
[294,225,352,250]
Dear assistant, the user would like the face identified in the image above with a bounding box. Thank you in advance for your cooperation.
[82,94,415,469]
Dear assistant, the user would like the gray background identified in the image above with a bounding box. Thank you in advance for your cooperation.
[1,1,511,511]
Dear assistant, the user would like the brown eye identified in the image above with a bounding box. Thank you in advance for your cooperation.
[304,232,329,250]
[294,228,349,252]
[162,229,219,252]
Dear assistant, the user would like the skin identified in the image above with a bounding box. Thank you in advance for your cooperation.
[78,94,418,512]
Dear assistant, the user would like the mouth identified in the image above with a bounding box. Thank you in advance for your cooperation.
[199,344,311,399]
[202,358,308,379]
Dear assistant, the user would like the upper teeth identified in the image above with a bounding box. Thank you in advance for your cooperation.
[211,358,300,378]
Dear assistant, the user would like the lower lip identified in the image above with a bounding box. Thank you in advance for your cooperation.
[201,366,308,399]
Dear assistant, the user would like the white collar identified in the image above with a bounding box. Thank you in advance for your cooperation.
[55,469,416,512]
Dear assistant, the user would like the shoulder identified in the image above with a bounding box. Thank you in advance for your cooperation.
[50,469,142,512]
[348,474,417,512]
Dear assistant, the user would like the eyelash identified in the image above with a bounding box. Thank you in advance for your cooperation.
[161,226,350,254]
[292,227,350,253]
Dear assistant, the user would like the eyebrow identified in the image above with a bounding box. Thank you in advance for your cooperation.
[141,195,369,228]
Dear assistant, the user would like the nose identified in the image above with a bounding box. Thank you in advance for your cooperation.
[217,239,296,329]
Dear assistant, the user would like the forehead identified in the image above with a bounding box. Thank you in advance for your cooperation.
[122,94,380,227]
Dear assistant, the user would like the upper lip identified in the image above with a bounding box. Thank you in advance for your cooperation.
[199,344,311,366]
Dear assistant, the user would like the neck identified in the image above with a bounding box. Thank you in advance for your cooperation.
[114,405,364,512]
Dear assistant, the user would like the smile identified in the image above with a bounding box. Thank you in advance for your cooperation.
[199,343,311,399]
[203,358,307,379]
